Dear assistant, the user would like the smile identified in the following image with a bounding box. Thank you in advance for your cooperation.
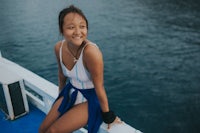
[73,36,82,40]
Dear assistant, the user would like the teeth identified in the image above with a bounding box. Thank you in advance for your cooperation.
[73,36,81,39]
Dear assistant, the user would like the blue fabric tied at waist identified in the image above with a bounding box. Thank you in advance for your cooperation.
[55,82,102,133]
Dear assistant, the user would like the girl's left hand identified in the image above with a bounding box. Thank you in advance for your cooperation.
[107,116,122,129]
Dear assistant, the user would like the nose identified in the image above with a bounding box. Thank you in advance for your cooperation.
[74,27,81,35]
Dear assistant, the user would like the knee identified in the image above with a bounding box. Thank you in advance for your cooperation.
[46,126,59,133]
[39,123,61,133]
[38,124,46,133]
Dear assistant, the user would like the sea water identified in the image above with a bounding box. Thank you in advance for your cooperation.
[0,0,200,132]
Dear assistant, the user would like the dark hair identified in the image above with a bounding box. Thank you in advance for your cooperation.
[58,5,88,34]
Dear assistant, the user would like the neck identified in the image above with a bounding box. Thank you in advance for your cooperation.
[68,43,79,52]
[66,41,85,61]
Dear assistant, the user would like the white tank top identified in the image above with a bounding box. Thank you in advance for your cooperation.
[59,40,97,104]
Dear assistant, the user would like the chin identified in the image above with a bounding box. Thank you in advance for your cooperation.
[72,41,84,46]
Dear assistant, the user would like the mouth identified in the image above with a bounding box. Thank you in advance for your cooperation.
[73,36,82,40]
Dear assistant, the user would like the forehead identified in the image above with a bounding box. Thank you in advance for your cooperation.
[63,13,86,24]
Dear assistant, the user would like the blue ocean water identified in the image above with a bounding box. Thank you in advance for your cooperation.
[0,0,200,132]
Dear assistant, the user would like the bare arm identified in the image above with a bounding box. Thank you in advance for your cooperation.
[84,44,109,112]
[54,41,67,92]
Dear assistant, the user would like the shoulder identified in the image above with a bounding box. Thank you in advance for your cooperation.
[83,41,102,60]
[54,41,62,52]
[54,41,63,56]
[83,41,103,70]
[54,41,64,62]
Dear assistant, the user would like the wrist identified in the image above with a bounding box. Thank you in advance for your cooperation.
[101,110,116,124]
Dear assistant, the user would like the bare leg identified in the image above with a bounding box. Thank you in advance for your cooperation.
[39,97,63,133]
[46,102,88,133]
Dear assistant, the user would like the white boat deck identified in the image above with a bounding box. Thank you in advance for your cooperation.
[0,54,87,133]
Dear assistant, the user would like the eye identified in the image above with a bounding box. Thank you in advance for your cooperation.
[67,26,74,29]
[80,25,86,29]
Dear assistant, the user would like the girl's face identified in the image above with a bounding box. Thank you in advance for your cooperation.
[62,13,88,46]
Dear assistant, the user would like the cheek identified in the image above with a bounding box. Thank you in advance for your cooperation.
[63,30,72,37]
[83,29,88,36]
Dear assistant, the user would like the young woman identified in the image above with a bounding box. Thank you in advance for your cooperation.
[39,5,121,133]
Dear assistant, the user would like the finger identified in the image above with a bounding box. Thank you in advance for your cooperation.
[107,124,110,129]
[116,117,123,123]
[107,117,122,130]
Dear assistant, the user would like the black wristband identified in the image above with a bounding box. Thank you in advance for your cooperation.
[102,110,116,124]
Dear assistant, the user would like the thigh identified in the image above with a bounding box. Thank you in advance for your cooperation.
[48,102,88,133]
[40,97,63,131]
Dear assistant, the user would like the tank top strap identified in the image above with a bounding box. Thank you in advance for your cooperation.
[79,42,98,58]
[59,40,65,65]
